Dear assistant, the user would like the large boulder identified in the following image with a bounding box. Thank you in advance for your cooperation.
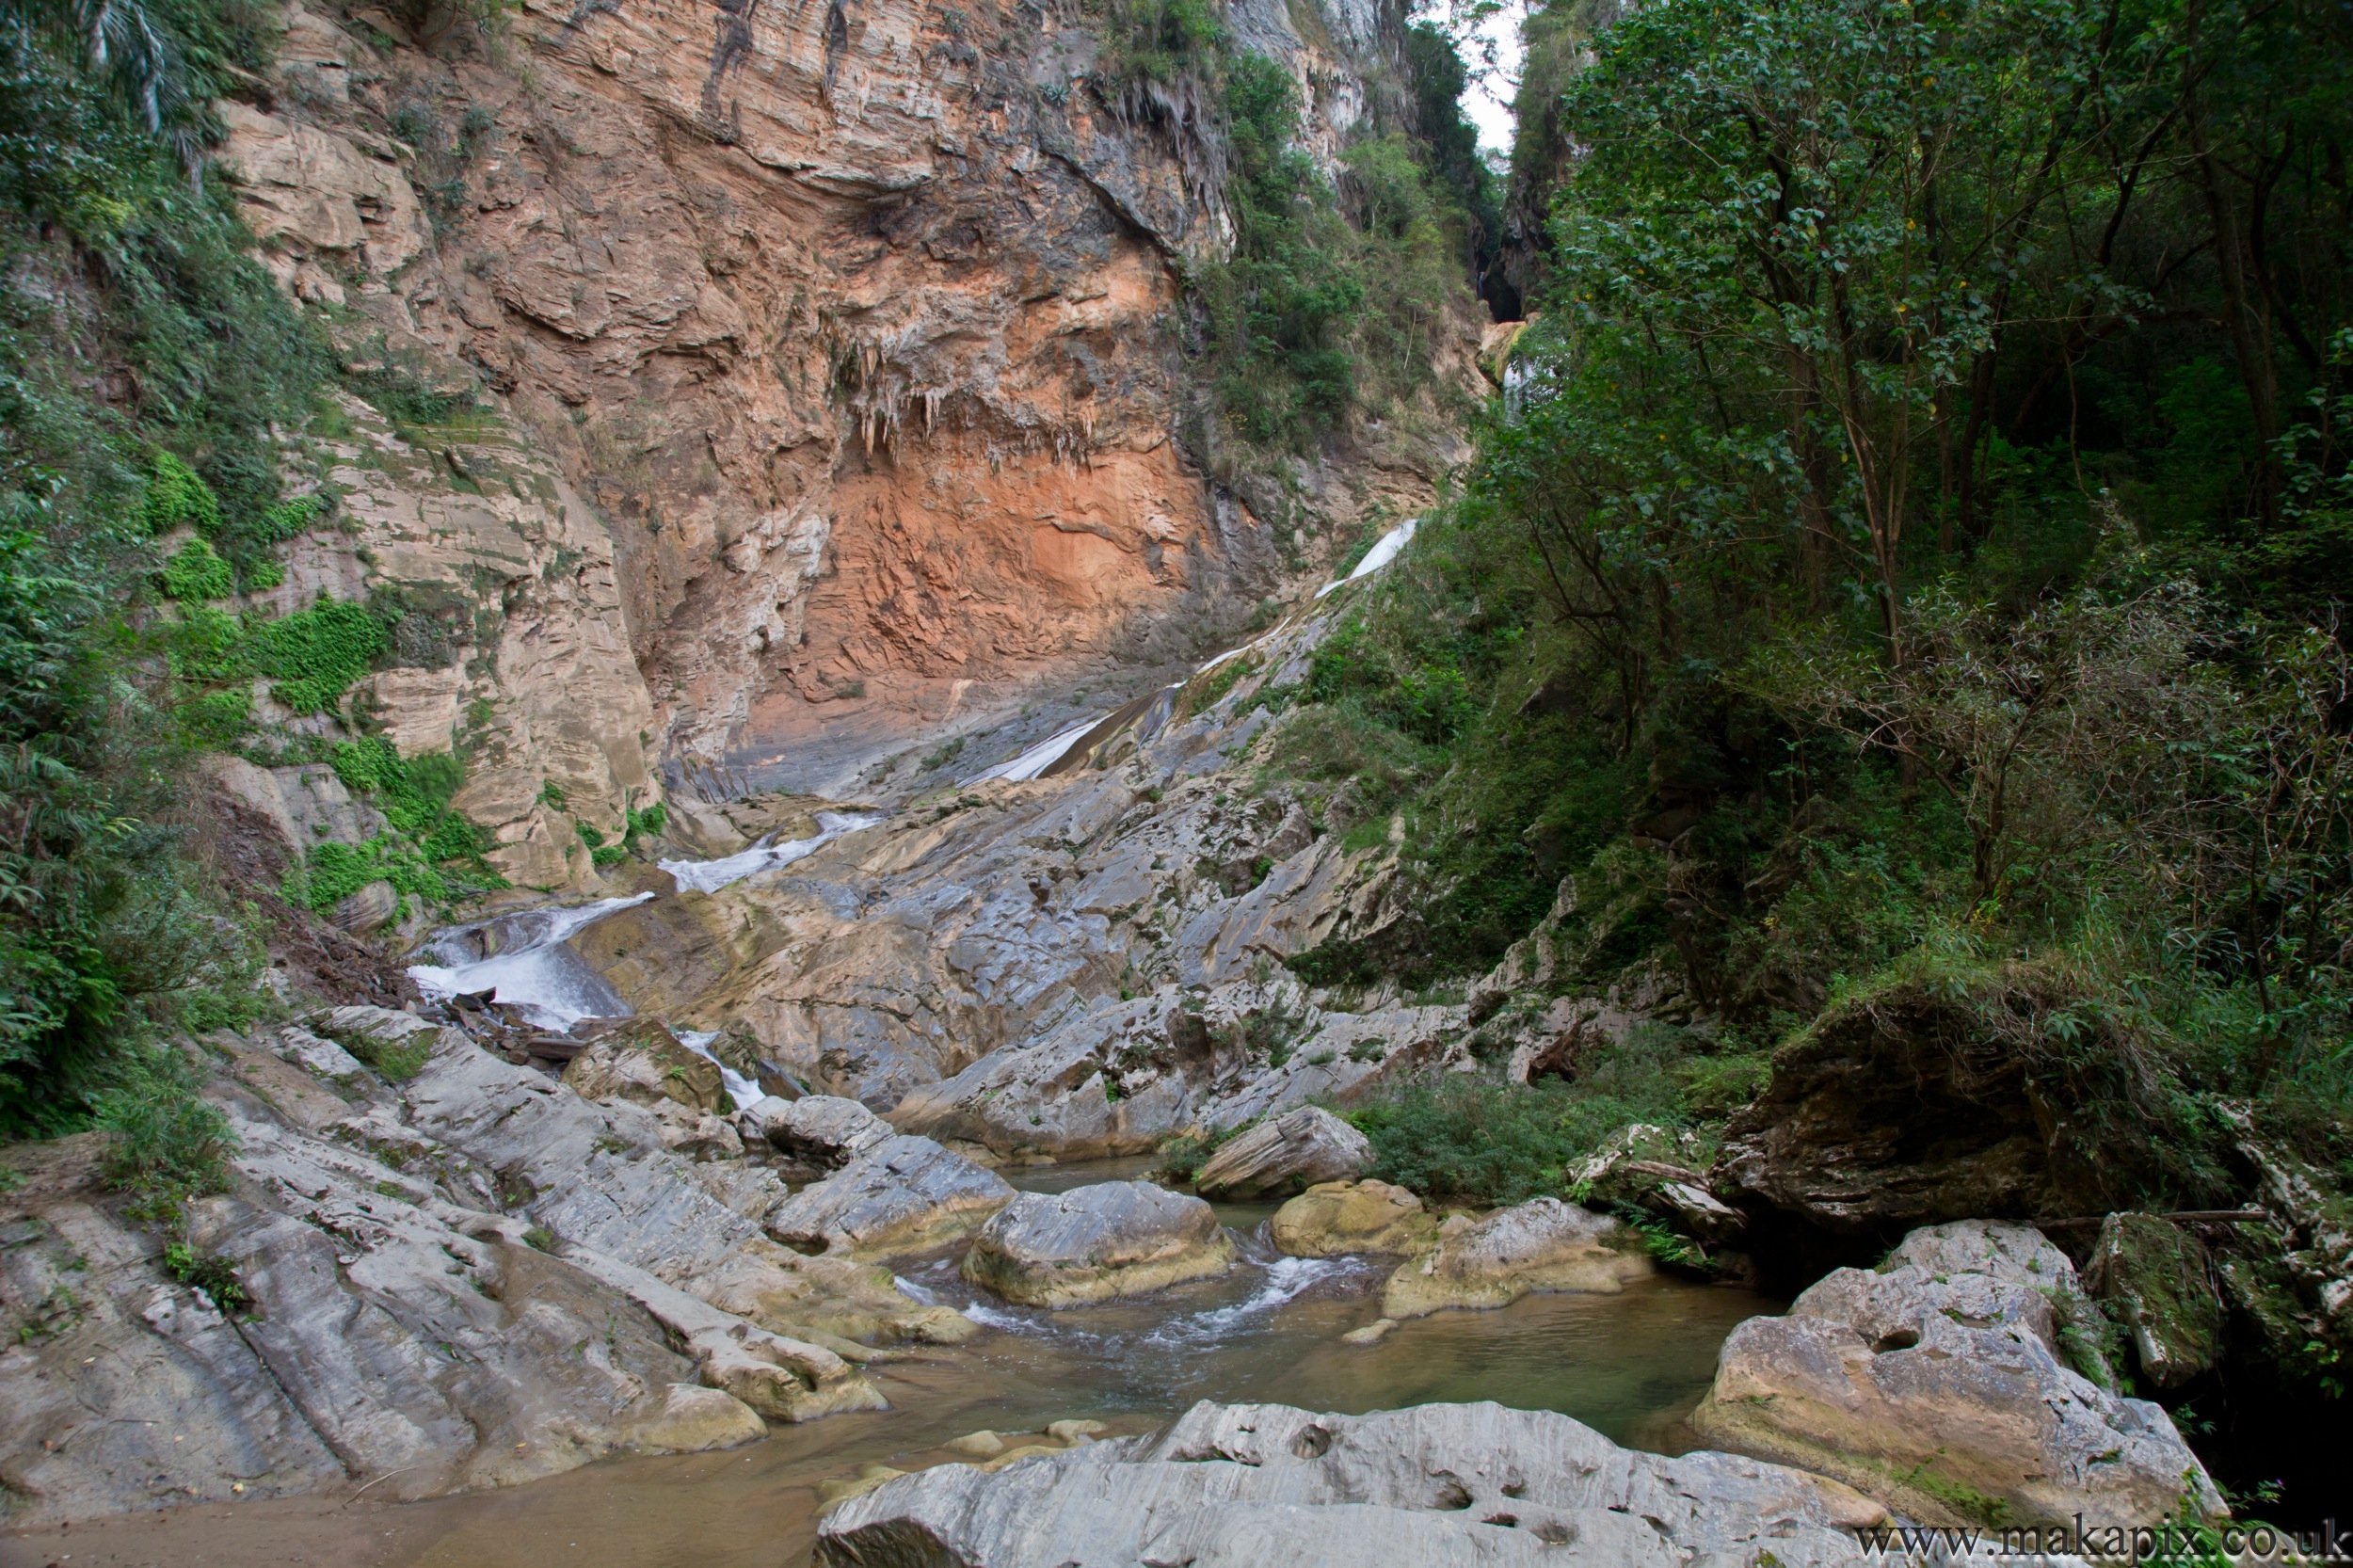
[1193,1106,1372,1200]
[1270,1180,1438,1257]
[562,1018,727,1113]
[963,1182,1237,1307]
[1690,1220,2223,1528]
[744,1094,894,1169]
[818,1400,1890,1566]
[2083,1212,2224,1390]
[1382,1197,1651,1319]
[764,1135,1015,1261]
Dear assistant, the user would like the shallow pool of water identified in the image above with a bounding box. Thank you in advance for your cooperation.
[883,1158,1770,1448]
[0,1162,1778,1568]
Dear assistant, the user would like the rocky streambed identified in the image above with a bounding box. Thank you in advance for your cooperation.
[0,566,2260,1563]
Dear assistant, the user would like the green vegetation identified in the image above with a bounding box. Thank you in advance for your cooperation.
[1086,0,1488,464]
[1254,0,2353,1486]
[0,0,332,1140]
[1156,1122,1240,1182]
[160,537,232,600]
[1346,1026,1691,1204]
[162,1240,248,1312]
[334,1023,431,1080]
[89,1048,238,1218]
[0,0,514,1148]
[281,738,504,918]
[1280,0,2353,1132]
[246,598,391,713]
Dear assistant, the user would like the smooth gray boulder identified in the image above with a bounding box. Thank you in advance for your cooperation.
[962,1181,1237,1306]
[1193,1106,1372,1199]
[272,1024,368,1081]
[764,1134,1014,1260]
[817,1399,1892,1566]
[1382,1197,1652,1318]
[755,1094,895,1168]
[1692,1220,2224,1528]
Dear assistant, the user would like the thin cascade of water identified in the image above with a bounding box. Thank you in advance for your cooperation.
[1316,517,1417,598]
[963,518,1423,786]
[408,894,653,1030]
[658,808,884,895]
[677,1027,763,1108]
[962,715,1106,786]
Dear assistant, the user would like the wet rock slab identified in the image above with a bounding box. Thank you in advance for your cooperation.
[962,1180,1237,1306]
[741,1094,895,1169]
[817,1399,1890,1567]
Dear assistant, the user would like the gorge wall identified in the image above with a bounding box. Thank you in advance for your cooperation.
[216,0,1476,885]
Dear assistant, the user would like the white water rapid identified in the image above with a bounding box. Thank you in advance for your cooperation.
[408,894,653,1030]
[677,1028,764,1108]
[657,808,886,895]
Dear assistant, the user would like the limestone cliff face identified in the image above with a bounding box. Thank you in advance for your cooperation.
[217,0,1465,839]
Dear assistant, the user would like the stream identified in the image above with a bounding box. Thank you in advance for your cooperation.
[1,1152,1775,1568]
[4,1200,1772,1568]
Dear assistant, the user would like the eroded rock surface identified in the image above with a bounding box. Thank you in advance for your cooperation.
[0,1004,922,1525]
[578,616,1475,1138]
[208,0,1479,824]
[1382,1198,1652,1320]
[754,1095,896,1169]
[962,1182,1236,1306]
[1193,1106,1371,1200]
[817,1399,1890,1567]
[1691,1220,2222,1528]
[563,1018,727,1112]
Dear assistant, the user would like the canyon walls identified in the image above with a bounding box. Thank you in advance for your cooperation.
[216,0,1473,875]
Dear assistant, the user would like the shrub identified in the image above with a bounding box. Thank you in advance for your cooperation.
[249,494,325,545]
[343,1026,431,1080]
[245,598,390,714]
[1346,1035,1691,1206]
[162,1240,248,1311]
[1156,1123,1241,1182]
[160,537,233,600]
[139,452,219,536]
[90,1049,237,1216]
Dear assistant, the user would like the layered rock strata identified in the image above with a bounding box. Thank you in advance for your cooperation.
[0,1000,969,1525]
[1192,1105,1371,1199]
[763,1134,1016,1260]
[209,0,1479,828]
[571,612,1476,1140]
